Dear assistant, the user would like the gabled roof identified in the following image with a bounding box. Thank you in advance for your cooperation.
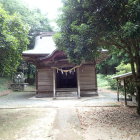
[22,32,56,55]
[22,32,109,64]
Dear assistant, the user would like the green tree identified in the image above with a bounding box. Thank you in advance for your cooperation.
[55,0,140,113]
[0,5,29,76]
[0,0,52,48]
[0,0,52,78]
[55,0,98,64]
[97,51,130,75]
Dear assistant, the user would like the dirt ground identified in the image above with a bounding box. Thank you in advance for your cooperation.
[0,108,56,140]
[77,107,140,140]
[0,89,140,140]
[0,106,140,140]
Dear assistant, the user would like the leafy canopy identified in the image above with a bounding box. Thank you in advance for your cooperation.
[0,0,53,76]
[0,0,52,33]
[55,0,140,113]
[0,5,29,76]
[55,0,140,66]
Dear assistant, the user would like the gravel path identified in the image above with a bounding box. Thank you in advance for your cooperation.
[0,89,119,108]
[0,89,139,140]
[51,108,82,140]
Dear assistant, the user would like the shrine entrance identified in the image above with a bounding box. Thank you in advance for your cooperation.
[56,67,77,88]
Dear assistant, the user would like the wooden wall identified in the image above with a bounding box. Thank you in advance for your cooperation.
[37,64,97,94]
[37,68,53,93]
[79,64,97,91]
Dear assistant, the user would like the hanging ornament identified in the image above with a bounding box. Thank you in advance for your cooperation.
[69,70,72,74]
[52,65,81,74]
[65,72,68,76]
[61,69,63,74]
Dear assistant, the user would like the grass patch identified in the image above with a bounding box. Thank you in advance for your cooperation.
[97,74,110,89]
[0,77,11,92]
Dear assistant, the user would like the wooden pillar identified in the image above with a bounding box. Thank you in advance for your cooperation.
[124,79,127,106]
[95,66,98,94]
[117,79,119,101]
[53,68,56,99]
[77,67,80,98]
[36,69,38,94]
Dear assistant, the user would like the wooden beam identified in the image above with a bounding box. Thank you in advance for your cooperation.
[36,69,38,94]
[117,79,119,101]
[77,67,80,98]
[124,79,127,106]
[95,66,98,94]
[53,68,56,99]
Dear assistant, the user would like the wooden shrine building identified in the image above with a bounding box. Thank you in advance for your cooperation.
[22,32,108,98]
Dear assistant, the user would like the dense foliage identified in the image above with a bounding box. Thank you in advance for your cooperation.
[106,62,132,89]
[0,5,29,76]
[97,55,125,75]
[55,0,140,113]
[97,50,131,75]
[55,0,139,64]
[106,62,136,98]
[0,0,52,76]
[0,0,52,49]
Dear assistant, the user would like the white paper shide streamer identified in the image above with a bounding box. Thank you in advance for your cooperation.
[52,65,81,75]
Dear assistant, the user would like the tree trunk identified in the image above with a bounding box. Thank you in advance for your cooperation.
[137,84,140,114]
[130,56,140,114]
[136,56,140,114]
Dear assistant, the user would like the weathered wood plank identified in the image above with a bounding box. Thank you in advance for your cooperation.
[80,85,96,89]
[38,77,53,80]
[53,68,56,99]
[79,65,96,90]
[38,85,53,90]
[77,67,80,98]
[38,79,53,82]
[38,69,52,71]
[37,68,53,91]
[38,82,52,85]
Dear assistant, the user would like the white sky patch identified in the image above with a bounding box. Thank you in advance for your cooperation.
[22,0,63,30]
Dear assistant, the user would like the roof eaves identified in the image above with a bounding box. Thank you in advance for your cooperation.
[112,72,133,79]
